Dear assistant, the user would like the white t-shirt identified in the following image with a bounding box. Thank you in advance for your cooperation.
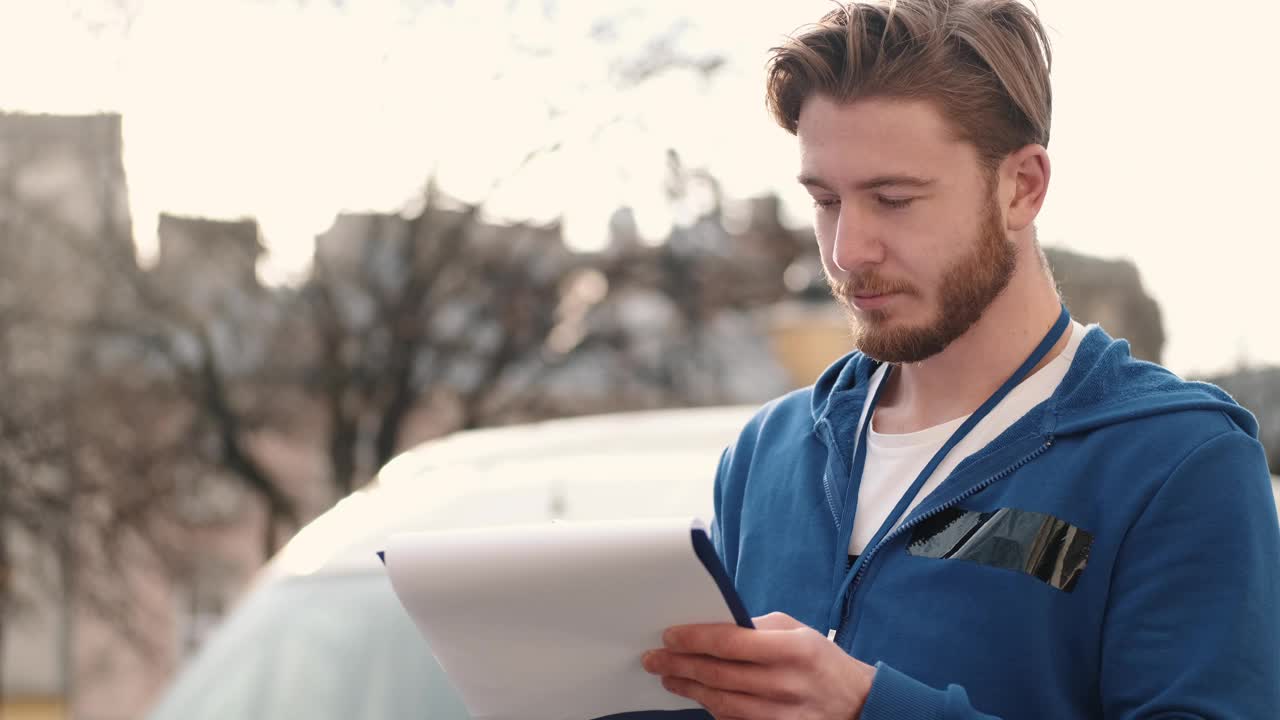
[848,322,1088,556]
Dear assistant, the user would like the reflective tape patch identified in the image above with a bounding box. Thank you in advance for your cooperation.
[906,507,1093,592]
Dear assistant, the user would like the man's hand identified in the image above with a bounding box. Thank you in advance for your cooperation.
[641,612,877,719]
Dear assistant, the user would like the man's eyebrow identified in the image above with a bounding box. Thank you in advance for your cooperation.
[796,174,937,191]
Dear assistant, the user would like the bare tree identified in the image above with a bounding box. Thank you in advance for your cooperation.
[73,215,303,559]
[299,184,608,495]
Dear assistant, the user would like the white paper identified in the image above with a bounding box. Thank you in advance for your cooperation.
[382,516,740,720]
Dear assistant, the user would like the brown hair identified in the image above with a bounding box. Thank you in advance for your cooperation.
[765,0,1052,170]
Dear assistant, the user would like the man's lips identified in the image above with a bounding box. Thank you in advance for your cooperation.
[848,292,900,311]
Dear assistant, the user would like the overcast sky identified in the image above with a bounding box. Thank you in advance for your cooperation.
[1,0,1276,376]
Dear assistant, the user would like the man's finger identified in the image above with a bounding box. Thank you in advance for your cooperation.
[643,650,804,701]
[661,676,791,720]
[662,623,811,664]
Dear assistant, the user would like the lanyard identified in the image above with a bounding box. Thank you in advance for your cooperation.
[825,304,1071,634]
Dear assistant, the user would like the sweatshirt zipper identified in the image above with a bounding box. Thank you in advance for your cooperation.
[832,437,1056,648]
[818,420,843,530]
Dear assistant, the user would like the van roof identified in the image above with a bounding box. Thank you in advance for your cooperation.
[264,405,758,582]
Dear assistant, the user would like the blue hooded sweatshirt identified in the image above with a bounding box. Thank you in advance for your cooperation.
[711,326,1280,718]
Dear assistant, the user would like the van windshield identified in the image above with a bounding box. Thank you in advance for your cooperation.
[147,573,469,720]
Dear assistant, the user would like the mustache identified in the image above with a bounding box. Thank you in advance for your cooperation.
[829,273,916,298]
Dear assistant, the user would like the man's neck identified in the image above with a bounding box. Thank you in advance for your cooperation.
[873,261,1068,435]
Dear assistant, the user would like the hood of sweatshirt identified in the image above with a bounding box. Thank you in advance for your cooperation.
[808,324,1257,443]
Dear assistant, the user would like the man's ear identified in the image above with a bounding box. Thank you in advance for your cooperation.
[1001,145,1051,232]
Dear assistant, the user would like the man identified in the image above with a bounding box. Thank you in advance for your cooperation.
[641,0,1280,717]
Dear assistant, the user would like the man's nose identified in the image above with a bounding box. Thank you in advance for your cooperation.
[832,205,884,273]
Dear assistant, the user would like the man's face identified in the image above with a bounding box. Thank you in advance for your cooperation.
[796,95,1017,364]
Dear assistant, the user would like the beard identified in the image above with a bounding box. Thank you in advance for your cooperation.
[828,195,1017,364]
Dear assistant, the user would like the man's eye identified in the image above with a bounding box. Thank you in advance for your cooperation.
[878,196,915,209]
[812,198,840,210]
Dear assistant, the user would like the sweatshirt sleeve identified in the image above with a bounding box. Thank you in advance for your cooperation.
[709,446,737,581]
[861,428,1280,720]
[861,662,1001,719]
[1096,429,1280,719]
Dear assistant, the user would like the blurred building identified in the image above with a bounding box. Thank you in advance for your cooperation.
[1044,247,1165,364]
[314,207,571,290]
[149,213,280,377]
[0,112,133,249]
[0,112,137,377]
[154,214,263,308]
[0,112,137,720]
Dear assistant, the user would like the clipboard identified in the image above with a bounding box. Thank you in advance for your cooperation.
[380,517,752,720]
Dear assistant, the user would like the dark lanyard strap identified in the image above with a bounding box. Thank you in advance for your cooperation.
[826,304,1071,632]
